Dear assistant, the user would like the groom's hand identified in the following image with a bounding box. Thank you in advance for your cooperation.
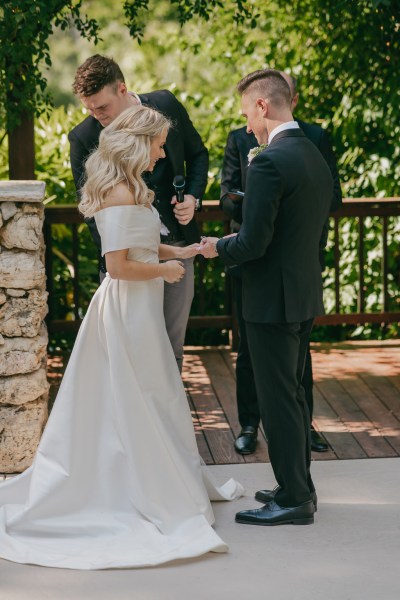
[171,194,196,226]
[199,237,219,258]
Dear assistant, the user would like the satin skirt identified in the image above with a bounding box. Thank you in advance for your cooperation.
[0,275,243,570]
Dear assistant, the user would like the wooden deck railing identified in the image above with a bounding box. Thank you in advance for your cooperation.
[315,198,400,325]
[44,198,400,338]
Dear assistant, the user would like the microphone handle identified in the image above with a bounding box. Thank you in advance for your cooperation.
[177,189,185,203]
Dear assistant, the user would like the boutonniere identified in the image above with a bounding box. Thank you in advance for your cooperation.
[247,144,268,165]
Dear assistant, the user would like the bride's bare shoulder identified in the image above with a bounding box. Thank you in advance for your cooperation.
[102,183,135,208]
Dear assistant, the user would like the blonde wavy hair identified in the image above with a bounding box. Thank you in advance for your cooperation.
[79,105,171,217]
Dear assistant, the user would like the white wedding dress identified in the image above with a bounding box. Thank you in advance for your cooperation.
[0,204,243,570]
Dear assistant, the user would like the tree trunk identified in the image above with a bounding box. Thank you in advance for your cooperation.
[4,23,35,181]
[8,112,35,180]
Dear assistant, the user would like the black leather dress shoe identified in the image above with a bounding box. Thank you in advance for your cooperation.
[311,427,329,452]
[236,500,315,526]
[234,426,257,455]
[255,486,318,511]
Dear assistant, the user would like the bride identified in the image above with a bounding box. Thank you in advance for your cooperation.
[0,105,243,570]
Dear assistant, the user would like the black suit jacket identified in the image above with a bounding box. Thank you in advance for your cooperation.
[220,121,342,269]
[217,129,333,324]
[68,90,209,262]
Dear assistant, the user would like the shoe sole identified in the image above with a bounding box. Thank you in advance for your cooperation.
[235,516,314,526]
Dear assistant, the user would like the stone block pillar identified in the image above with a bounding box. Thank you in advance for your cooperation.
[0,181,49,473]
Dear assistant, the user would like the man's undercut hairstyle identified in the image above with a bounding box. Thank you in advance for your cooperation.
[290,75,298,95]
[237,69,292,109]
[73,55,125,97]
[280,72,298,99]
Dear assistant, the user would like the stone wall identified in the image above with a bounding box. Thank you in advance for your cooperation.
[0,181,49,473]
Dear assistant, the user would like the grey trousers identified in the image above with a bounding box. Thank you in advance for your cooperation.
[163,256,195,373]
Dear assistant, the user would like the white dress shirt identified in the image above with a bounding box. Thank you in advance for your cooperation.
[268,120,299,144]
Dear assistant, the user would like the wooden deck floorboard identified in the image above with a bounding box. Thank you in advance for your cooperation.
[46,341,400,465]
[183,341,400,464]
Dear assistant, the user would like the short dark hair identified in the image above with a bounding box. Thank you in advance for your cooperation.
[237,69,291,108]
[72,55,125,97]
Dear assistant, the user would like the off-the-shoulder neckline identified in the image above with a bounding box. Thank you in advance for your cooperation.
[94,204,154,216]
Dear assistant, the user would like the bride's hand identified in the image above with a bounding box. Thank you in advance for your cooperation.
[198,236,219,258]
[179,243,201,259]
[161,260,185,283]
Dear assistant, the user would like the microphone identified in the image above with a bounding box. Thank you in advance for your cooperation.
[173,175,185,203]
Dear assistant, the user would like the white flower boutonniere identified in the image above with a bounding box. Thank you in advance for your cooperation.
[247,144,268,165]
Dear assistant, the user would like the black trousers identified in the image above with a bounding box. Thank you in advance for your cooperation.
[234,276,314,428]
[246,319,315,507]
[234,276,260,428]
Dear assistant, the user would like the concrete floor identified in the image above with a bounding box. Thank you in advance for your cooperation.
[1,458,399,600]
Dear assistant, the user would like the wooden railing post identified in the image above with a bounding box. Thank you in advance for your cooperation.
[382,216,389,312]
[334,215,341,314]
[358,216,365,313]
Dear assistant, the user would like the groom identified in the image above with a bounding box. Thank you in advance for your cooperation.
[200,69,333,525]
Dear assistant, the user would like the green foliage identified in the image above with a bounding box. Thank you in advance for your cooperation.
[1,0,399,347]
[271,0,400,199]
[123,0,256,40]
[0,1,99,130]
[0,104,89,200]
[35,106,87,204]
[24,104,101,351]
[0,137,7,180]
